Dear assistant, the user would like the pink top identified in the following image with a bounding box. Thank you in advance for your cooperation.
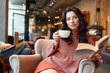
[45,31,100,73]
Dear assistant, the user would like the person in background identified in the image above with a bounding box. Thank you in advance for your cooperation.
[0,41,33,55]
[0,41,12,50]
[34,7,101,73]
[0,41,33,73]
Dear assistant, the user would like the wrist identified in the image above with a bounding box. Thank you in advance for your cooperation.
[53,41,59,49]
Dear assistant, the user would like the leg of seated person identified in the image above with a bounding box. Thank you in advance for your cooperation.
[20,48,33,55]
[39,69,58,73]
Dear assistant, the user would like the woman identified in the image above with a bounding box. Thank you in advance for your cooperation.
[34,7,101,73]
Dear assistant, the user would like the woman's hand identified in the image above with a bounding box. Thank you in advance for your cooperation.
[90,55,98,64]
[53,31,61,49]
[84,55,98,67]
[85,55,98,62]
[53,31,60,42]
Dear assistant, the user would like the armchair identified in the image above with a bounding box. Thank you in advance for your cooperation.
[9,35,109,73]
[9,39,96,73]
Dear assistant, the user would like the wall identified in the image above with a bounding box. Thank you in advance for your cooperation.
[0,0,8,42]
[73,0,95,26]
[107,0,110,37]
[96,0,110,46]
[74,0,110,46]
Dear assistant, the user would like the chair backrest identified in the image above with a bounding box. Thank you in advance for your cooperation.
[34,39,54,60]
[95,35,109,51]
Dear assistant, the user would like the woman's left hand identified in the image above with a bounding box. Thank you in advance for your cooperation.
[84,55,98,65]
[90,55,98,63]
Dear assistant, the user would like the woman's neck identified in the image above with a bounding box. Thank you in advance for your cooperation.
[70,30,79,42]
[72,30,79,35]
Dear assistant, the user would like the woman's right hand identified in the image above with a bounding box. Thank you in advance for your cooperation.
[53,31,61,48]
[53,31,60,42]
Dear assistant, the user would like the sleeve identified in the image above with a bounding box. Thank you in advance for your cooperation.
[87,34,96,46]
[94,53,102,68]
[87,34,102,68]
[46,42,58,57]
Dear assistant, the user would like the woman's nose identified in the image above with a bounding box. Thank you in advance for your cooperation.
[70,19,74,22]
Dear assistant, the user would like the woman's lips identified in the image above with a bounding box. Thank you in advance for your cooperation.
[70,24,76,27]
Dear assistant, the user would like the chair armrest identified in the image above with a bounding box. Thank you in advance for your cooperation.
[9,54,42,73]
[78,59,95,73]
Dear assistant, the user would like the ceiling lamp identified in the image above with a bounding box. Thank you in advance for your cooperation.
[55,16,59,19]
[88,8,104,30]
[48,19,50,22]
[43,10,47,15]
[88,8,105,38]
[48,16,50,18]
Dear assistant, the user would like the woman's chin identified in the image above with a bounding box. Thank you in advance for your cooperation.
[71,27,78,30]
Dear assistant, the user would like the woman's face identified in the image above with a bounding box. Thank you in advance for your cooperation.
[66,11,79,30]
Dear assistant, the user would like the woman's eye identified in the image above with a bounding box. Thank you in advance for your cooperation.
[74,16,78,19]
[66,18,70,20]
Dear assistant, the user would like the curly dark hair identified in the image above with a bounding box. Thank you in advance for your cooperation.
[61,7,88,43]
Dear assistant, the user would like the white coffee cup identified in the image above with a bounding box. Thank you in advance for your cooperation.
[59,30,71,38]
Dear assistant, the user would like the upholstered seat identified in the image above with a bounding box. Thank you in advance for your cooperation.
[9,35,109,73]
